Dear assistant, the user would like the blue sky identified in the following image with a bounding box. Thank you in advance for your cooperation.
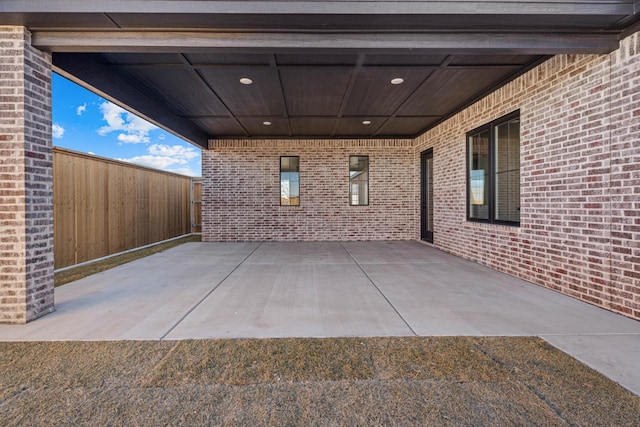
[52,73,202,177]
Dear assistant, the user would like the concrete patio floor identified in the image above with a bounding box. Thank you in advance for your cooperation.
[1,241,639,394]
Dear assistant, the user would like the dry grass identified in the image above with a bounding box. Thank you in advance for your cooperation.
[1,337,638,426]
[54,235,201,287]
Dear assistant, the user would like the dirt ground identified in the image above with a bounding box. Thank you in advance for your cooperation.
[1,337,638,426]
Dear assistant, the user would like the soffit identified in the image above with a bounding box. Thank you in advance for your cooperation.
[2,1,638,148]
[53,50,543,143]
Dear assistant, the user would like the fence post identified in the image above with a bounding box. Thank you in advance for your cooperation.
[191,178,202,234]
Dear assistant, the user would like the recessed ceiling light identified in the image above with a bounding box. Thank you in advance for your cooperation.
[239,77,253,85]
[263,121,272,126]
[390,77,404,85]
[362,120,372,125]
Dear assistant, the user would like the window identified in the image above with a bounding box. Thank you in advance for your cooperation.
[467,111,520,225]
[349,156,369,206]
[280,156,299,206]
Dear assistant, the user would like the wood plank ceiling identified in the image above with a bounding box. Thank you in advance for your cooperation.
[91,51,542,139]
[3,1,639,147]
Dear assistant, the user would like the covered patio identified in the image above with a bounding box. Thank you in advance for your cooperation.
[2,0,640,328]
[1,241,639,394]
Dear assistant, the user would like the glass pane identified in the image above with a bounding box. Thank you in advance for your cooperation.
[289,174,300,206]
[280,173,290,205]
[349,156,369,205]
[280,156,299,173]
[495,118,520,222]
[468,131,490,220]
[280,157,300,205]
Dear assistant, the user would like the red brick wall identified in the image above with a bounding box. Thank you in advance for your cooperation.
[202,139,414,241]
[0,27,54,323]
[415,32,640,320]
[609,33,640,320]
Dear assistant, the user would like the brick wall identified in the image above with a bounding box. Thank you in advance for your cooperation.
[201,33,639,320]
[414,32,640,320]
[0,27,54,323]
[609,33,640,319]
[202,139,414,241]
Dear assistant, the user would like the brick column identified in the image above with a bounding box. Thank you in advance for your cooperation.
[0,26,54,323]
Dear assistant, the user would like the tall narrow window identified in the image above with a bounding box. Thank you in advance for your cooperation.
[280,156,299,206]
[467,111,520,225]
[349,156,369,206]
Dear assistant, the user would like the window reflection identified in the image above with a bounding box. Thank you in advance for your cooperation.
[350,156,369,206]
[280,156,300,206]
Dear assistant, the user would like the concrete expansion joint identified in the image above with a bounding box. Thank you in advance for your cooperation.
[340,242,418,336]
[159,241,264,340]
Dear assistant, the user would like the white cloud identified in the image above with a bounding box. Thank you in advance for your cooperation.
[117,143,201,176]
[118,155,179,169]
[118,133,149,144]
[97,101,157,144]
[148,144,199,160]
[166,167,200,177]
[52,123,65,139]
[76,103,87,116]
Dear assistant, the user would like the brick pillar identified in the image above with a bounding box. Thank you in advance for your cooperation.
[0,26,54,323]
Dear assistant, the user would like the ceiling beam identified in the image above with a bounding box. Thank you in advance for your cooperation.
[2,1,634,16]
[34,30,620,55]
[53,53,209,149]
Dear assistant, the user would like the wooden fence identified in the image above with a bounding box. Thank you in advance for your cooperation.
[54,147,200,269]
[191,178,202,233]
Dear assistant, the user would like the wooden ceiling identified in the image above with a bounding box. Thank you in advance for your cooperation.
[3,1,639,148]
[78,51,543,139]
